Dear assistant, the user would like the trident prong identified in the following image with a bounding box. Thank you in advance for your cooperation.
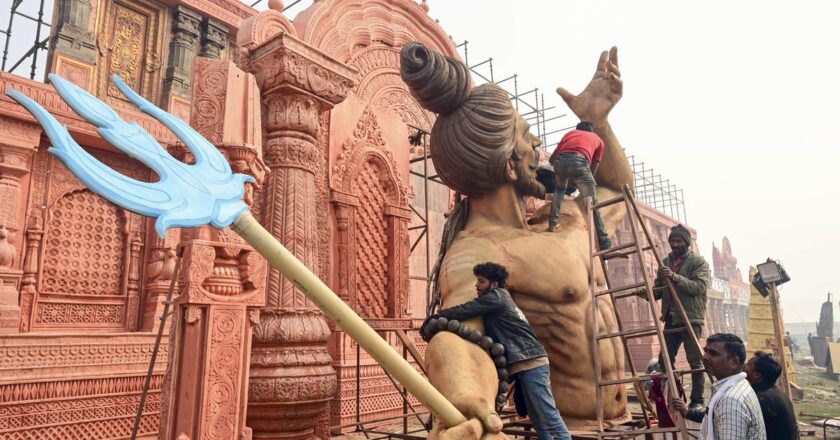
[6,75,467,428]
[6,74,253,237]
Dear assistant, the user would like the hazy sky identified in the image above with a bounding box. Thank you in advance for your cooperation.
[4,1,838,322]
[292,0,840,323]
[424,0,840,324]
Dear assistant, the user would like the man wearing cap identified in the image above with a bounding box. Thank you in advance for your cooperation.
[652,224,710,410]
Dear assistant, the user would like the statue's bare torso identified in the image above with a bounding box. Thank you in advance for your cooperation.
[432,188,629,428]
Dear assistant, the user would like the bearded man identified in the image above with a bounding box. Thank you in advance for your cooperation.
[400,42,634,439]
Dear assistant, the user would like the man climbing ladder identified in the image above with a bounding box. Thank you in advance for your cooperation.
[652,224,710,411]
[585,185,712,438]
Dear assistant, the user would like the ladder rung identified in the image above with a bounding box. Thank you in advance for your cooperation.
[594,282,647,297]
[602,245,652,260]
[598,374,653,386]
[597,326,658,340]
[613,289,647,300]
[676,367,707,375]
[599,367,707,386]
[593,241,636,257]
[593,195,626,209]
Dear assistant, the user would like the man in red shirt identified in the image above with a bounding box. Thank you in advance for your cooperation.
[547,122,611,250]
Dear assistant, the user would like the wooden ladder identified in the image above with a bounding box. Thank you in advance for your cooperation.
[585,184,710,439]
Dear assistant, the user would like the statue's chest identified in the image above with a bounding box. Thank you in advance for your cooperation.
[494,231,596,303]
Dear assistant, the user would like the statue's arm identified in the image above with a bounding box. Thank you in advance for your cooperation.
[424,237,504,437]
[591,120,633,194]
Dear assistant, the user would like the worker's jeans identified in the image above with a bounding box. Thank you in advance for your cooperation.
[660,323,705,404]
[548,153,610,249]
[515,364,572,440]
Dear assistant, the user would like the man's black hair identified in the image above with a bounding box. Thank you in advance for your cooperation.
[576,121,594,132]
[707,333,747,367]
[473,262,509,288]
[751,351,782,386]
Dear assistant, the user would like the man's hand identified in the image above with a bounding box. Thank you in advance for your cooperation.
[670,398,688,417]
[658,266,674,281]
[557,47,622,124]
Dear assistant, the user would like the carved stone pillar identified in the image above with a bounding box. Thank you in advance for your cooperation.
[157,57,267,440]
[162,6,201,119]
[330,192,359,304]
[126,233,143,331]
[0,117,39,333]
[18,213,43,332]
[158,239,266,440]
[242,27,355,440]
[200,18,228,59]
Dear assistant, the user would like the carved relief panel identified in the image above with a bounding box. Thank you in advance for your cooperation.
[95,0,166,105]
[332,109,409,319]
[23,146,149,331]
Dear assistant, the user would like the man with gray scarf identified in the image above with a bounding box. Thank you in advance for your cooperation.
[650,224,710,410]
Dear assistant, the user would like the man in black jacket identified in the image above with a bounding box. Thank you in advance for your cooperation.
[746,352,799,440]
[421,262,572,440]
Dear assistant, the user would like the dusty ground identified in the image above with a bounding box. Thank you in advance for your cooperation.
[331,362,840,439]
[791,361,840,439]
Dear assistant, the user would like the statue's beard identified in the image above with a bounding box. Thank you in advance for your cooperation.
[513,160,546,199]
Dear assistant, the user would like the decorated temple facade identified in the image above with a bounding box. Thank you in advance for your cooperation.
[0,0,453,437]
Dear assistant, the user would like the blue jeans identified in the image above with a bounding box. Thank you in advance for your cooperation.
[548,153,610,249]
[515,364,572,440]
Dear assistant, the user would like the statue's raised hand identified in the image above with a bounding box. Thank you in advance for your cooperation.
[557,47,622,124]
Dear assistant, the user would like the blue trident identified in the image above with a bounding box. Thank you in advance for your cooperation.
[6,75,466,428]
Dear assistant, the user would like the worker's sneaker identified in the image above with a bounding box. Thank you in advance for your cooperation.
[688,401,704,412]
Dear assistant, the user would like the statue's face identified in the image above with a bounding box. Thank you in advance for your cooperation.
[511,112,545,198]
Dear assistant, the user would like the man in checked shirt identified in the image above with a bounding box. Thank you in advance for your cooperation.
[671,333,766,440]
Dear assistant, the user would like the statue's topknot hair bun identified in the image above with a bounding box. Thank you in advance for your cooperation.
[400,42,471,116]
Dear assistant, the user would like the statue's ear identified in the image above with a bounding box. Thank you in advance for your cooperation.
[504,157,517,183]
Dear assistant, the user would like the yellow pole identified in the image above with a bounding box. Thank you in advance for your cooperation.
[768,282,793,400]
[232,212,467,428]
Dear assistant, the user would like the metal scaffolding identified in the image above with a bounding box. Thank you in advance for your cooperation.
[1,0,52,80]
[456,40,572,151]
[628,155,689,224]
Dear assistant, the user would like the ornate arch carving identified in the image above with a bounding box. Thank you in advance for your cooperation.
[348,46,434,130]
[237,9,297,49]
[295,0,458,63]
[332,108,407,206]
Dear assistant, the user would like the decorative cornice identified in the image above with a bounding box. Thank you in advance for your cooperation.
[0,73,176,144]
[158,0,257,31]
[247,32,357,105]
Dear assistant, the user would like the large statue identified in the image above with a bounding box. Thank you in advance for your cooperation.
[400,42,634,437]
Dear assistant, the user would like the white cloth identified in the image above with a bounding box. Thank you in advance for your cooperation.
[702,372,746,440]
